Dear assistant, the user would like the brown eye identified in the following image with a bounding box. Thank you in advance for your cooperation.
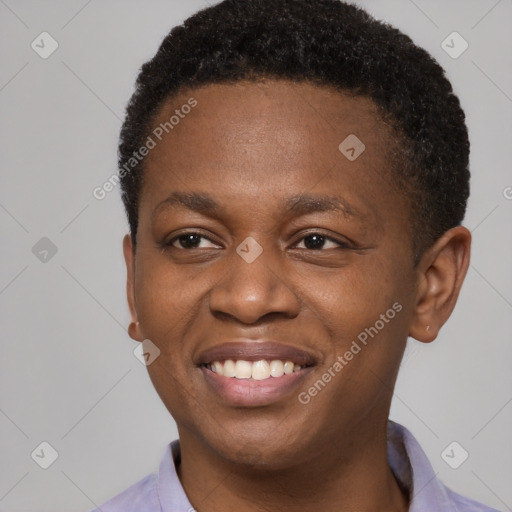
[295,233,348,250]
[166,232,220,250]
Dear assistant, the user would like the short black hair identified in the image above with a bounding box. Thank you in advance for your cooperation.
[119,0,470,261]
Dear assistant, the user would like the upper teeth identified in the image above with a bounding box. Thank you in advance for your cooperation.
[208,359,302,380]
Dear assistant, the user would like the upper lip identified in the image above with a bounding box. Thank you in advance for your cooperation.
[196,341,317,366]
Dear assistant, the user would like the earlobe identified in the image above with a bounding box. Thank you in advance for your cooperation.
[123,233,143,342]
[128,321,141,341]
[409,226,471,343]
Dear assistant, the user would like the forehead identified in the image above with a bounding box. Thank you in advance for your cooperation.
[149,80,388,157]
[138,80,404,230]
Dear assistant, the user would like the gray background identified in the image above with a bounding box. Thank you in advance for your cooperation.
[0,0,511,510]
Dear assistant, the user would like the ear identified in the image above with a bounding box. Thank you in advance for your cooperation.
[409,226,471,343]
[123,233,143,342]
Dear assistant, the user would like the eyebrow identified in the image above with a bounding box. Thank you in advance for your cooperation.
[152,191,361,220]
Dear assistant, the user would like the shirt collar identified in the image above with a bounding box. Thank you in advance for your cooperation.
[387,420,457,511]
[157,440,192,512]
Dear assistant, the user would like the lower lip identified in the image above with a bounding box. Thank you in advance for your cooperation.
[200,366,314,407]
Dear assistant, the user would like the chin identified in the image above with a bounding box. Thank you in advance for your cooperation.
[203,423,311,471]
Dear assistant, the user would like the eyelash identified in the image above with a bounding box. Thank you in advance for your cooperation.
[162,230,352,251]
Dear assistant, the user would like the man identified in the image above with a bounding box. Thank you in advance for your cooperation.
[93,0,499,510]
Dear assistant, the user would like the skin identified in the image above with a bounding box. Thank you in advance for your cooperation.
[123,80,471,512]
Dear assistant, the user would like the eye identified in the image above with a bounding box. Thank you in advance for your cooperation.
[165,231,220,250]
[162,231,351,252]
[293,233,350,250]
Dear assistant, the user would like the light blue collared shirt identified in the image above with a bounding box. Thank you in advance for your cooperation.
[90,421,499,511]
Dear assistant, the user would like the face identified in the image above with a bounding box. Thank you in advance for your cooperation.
[124,80,420,468]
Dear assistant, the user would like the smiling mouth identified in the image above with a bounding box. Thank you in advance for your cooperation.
[203,359,311,381]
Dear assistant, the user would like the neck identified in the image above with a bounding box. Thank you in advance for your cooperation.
[177,419,409,512]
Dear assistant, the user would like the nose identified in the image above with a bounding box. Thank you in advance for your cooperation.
[208,240,301,324]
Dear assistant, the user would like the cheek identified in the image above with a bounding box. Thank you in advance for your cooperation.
[135,257,207,409]
[305,258,404,337]
[304,257,411,394]
[134,254,203,337]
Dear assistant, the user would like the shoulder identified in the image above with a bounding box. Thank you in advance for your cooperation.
[88,472,160,512]
[444,486,501,512]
